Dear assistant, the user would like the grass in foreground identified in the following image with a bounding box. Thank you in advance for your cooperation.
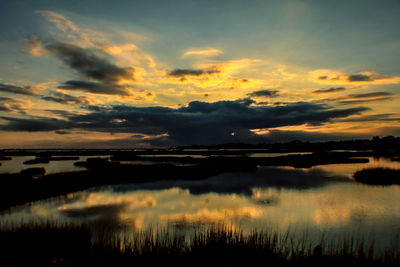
[0,222,399,266]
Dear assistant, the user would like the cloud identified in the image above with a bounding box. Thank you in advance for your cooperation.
[25,35,47,56]
[311,69,400,85]
[36,10,142,56]
[46,42,135,84]
[338,91,394,105]
[0,83,37,96]
[168,68,221,78]
[247,89,279,98]
[27,38,138,96]
[183,48,223,57]
[313,87,346,94]
[162,59,264,90]
[36,10,105,49]
[347,92,393,98]
[337,114,400,123]
[45,109,84,118]
[36,10,157,74]
[58,80,133,96]
[338,97,393,105]
[99,44,138,55]
[0,97,31,113]
[0,116,68,132]
[37,10,79,33]
[41,91,91,105]
[0,99,368,145]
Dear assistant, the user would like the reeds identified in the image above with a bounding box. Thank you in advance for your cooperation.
[0,221,399,266]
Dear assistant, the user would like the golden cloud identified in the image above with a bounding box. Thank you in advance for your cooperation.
[99,43,138,55]
[183,48,223,57]
[26,35,47,56]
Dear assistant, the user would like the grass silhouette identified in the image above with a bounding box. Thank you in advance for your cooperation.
[0,221,399,266]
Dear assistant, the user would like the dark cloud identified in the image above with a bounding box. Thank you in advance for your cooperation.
[46,42,135,83]
[339,97,393,105]
[338,92,394,105]
[41,91,90,105]
[45,109,83,117]
[168,68,220,77]
[0,116,68,132]
[338,114,400,122]
[0,99,369,145]
[32,40,136,95]
[58,80,131,95]
[247,89,279,98]
[0,83,37,96]
[0,97,28,113]
[0,97,14,112]
[347,74,372,82]
[347,92,393,98]
[316,72,397,83]
[313,87,346,93]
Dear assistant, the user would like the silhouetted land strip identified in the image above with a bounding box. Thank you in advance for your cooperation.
[120,152,370,168]
[0,155,12,160]
[23,156,80,165]
[1,135,400,157]
[20,167,46,178]
[0,152,373,210]
[0,222,398,266]
[353,168,400,185]
[179,135,400,156]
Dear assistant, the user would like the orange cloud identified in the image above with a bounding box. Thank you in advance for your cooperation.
[99,43,138,55]
[26,35,47,56]
[160,58,264,90]
[183,48,223,57]
[36,10,79,33]
[0,97,32,113]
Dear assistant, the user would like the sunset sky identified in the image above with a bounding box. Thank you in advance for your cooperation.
[1,0,400,148]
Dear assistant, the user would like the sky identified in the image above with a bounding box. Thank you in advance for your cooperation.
[0,0,400,148]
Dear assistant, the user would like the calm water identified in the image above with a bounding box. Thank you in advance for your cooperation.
[0,156,91,175]
[0,155,197,174]
[1,155,400,253]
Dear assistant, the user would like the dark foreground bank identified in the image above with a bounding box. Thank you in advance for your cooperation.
[0,222,399,266]
[353,167,400,185]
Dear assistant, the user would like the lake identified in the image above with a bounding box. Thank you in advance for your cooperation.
[1,154,399,254]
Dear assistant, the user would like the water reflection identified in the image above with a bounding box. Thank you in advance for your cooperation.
[0,156,88,174]
[111,167,350,195]
[1,156,400,253]
[311,157,400,177]
[2,172,400,247]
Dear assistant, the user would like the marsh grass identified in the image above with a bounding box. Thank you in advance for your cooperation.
[0,221,399,266]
